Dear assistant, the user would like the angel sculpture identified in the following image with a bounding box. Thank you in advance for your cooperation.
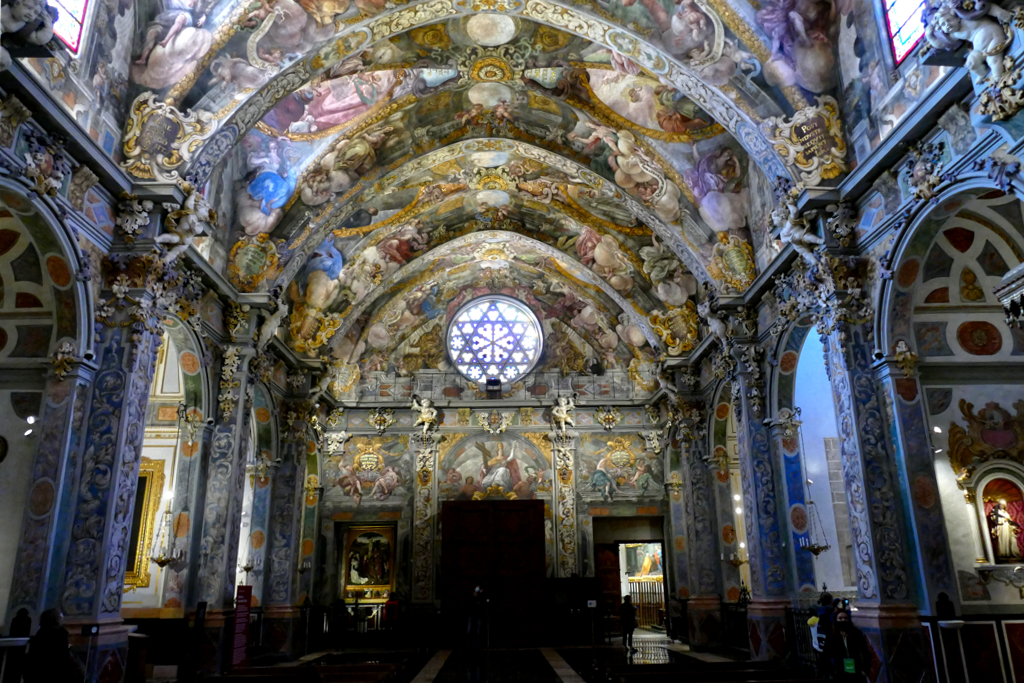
[696,300,731,347]
[552,395,576,436]
[774,192,824,269]
[256,299,289,352]
[157,190,216,265]
[308,365,336,406]
[923,0,1016,87]
[411,395,438,438]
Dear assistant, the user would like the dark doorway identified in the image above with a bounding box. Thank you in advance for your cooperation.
[440,500,545,647]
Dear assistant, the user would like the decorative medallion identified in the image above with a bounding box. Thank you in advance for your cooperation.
[229,234,280,292]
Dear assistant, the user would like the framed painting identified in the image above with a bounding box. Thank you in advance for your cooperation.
[124,457,166,591]
[342,526,395,603]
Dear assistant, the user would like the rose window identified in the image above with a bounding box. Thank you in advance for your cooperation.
[447,296,543,383]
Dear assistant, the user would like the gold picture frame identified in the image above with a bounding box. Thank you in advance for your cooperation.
[341,526,395,603]
[124,457,166,592]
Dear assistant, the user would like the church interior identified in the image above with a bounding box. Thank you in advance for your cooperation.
[1,0,1024,679]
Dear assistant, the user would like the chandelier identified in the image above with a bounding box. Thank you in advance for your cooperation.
[151,403,200,569]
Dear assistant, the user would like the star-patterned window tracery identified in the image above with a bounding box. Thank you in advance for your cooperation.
[447,296,543,383]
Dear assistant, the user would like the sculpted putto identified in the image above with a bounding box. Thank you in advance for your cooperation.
[774,192,824,268]
[924,0,1016,86]
[411,395,438,438]
[551,395,576,436]
[157,189,216,265]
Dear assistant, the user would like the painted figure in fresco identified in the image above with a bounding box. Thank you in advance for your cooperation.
[988,500,1022,560]
[629,458,654,493]
[683,148,747,233]
[135,0,206,64]
[290,73,396,133]
[570,122,683,223]
[590,452,622,501]
[478,442,521,492]
[301,125,395,205]
[288,235,345,341]
[371,466,402,501]
[756,0,837,93]
[335,457,363,507]
[456,476,479,501]
[575,227,634,294]
[512,467,539,500]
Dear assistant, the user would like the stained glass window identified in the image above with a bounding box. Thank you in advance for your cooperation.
[447,296,542,383]
[48,0,88,53]
[886,0,927,64]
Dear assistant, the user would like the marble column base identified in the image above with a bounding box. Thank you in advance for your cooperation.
[66,619,130,683]
[686,595,721,649]
[852,603,933,683]
[746,598,790,661]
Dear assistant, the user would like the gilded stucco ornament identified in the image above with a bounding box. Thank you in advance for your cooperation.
[595,406,623,430]
[825,200,858,248]
[368,407,397,435]
[22,132,69,198]
[115,194,154,244]
[122,93,217,182]
[478,409,514,434]
[893,340,919,377]
[50,341,78,381]
[978,55,1024,120]
[0,95,30,147]
[905,141,947,203]
[707,232,756,292]
[760,96,848,185]
[768,256,873,343]
[649,301,700,356]
[231,234,282,293]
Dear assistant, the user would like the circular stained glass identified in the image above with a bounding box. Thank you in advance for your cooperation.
[447,295,543,383]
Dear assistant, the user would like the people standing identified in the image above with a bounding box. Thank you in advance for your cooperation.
[467,586,486,648]
[619,595,637,653]
[24,609,81,683]
[824,609,870,681]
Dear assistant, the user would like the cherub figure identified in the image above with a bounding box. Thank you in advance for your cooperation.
[774,193,824,268]
[696,300,731,347]
[257,297,289,351]
[492,100,515,125]
[411,395,438,438]
[552,395,576,436]
[156,189,215,265]
[455,104,485,127]
[924,0,1015,86]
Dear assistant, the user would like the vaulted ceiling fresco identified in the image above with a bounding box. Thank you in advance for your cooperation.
[95,0,855,368]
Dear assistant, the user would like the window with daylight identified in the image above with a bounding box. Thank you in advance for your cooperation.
[886,0,927,64]
[447,296,543,383]
[48,0,88,53]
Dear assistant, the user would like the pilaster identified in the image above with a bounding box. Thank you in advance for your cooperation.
[764,413,816,593]
[6,361,95,624]
[411,418,440,603]
[873,359,957,613]
[550,427,578,577]
[729,339,792,661]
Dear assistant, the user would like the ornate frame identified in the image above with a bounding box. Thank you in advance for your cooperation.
[124,457,166,591]
[341,525,396,603]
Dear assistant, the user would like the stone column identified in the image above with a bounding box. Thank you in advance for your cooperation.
[550,428,578,577]
[822,322,934,678]
[873,359,957,613]
[730,342,792,661]
[263,434,303,657]
[675,402,722,648]
[764,412,817,593]
[59,284,164,682]
[188,343,256,674]
[6,359,94,625]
